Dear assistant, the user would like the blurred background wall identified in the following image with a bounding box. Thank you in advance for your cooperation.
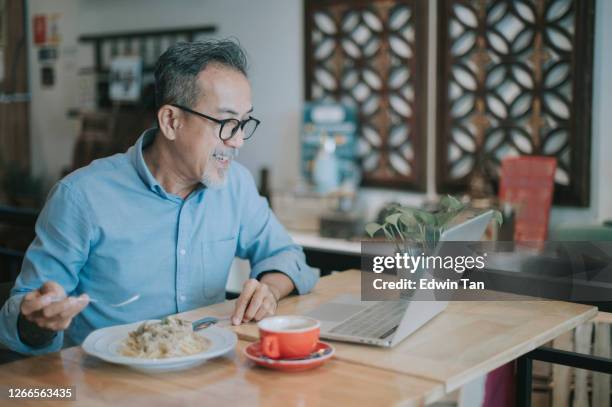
[24,0,612,226]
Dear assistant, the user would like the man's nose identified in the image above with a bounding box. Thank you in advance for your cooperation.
[224,129,245,149]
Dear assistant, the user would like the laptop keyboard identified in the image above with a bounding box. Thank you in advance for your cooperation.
[329,301,409,339]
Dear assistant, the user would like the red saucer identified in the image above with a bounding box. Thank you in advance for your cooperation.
[244,341,334,372]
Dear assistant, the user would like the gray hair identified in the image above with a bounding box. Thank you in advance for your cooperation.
[154,39,248,110]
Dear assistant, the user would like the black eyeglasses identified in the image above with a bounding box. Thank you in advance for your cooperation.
[171,103,260,141]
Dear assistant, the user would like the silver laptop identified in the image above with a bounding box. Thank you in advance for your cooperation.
[306,210,494,347]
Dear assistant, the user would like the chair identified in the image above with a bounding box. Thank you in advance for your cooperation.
[0,281,26,364]
[0,205,37,283]
[547,223,612,407]
[0,206,36,364]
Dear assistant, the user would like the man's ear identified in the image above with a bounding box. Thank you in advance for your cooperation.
[157,105,182,141]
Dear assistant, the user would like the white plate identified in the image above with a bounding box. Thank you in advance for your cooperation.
[82,320,237,373]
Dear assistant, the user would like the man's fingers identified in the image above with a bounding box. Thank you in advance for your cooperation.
[254,307,267,321]
[254,298,276,321]
[234,280,280,324]
[232,279,259,325]
[244,287,267,321]
[21,282,67,316]
[50,295,89,319]
[43,310,78,331]
[30,295,89,331]
[57,295,89,320]
[20,292,44,316]
[23,291,39,302]
[40,296,80,319]
[21,293,60,316]
[40,281,65,296]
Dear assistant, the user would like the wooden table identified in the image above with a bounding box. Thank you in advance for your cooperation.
[0,341,444,406]
[185,270,598,392]
[0,270,597,406]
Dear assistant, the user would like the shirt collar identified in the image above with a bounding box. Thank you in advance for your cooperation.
[129,128,166,197]
[129,128,206,201]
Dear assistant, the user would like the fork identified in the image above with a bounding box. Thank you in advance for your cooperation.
[191,316,232,331]
[48,294,141,308]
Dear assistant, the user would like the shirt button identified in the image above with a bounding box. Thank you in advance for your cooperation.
[179,249,186,256]
[180,295,186,301]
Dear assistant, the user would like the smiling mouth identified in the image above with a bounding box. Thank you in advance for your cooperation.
[213,152,231,166]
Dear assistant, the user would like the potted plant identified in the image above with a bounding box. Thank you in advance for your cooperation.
[365,195,503,254]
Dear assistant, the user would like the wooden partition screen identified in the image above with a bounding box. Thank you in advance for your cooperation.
[436,0,595,206]
[305,0,429,190]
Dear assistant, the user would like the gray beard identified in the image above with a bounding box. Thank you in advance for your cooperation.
[201,166,228,189]
[202,147,237,189]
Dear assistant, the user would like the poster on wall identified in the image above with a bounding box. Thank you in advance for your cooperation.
[33,14,46,45]
[32,13,61,46]
[41,66,54,87]
[109,56,143,102]
[32,12,61,89]
[38,46,58,62]
[301,102,358,192]
[47,14,60,45]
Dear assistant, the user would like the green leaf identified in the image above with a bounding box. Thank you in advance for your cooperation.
[365,222,383,237]
[440,195,464,211]
[384,213,402,227]
[401,223,420,239]
[394,206,416,216]
[399,213,417,227]
[492,210,504,227]
[412,209,436,226]
[381,224,395,241]
[404,229,421,240]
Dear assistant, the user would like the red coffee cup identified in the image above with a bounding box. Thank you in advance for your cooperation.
[258,315,320,359]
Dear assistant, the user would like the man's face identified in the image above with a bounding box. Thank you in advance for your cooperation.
[173,65,252,188]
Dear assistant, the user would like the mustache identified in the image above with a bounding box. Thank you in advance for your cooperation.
[212,147,239,159]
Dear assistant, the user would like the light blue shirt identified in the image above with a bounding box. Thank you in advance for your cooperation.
[0,129,318,354]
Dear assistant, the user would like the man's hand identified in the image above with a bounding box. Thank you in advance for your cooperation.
[231,279,280,325]
[20,281,89,332]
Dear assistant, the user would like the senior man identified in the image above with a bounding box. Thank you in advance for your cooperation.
[0,40,318,354]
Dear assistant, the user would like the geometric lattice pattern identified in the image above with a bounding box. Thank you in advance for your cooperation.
[305,1,428,190]
[436,0,594,205]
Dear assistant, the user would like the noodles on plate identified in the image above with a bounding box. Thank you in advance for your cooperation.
[120,316,210,358]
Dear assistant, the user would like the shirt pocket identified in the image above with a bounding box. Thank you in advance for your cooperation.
[201,237,237,301]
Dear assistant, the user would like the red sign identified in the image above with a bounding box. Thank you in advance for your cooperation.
[33,15,47,45]
[499,156,557,243]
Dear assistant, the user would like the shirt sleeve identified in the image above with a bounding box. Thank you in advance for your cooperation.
[0,181,92,354]
[234,168,318,295]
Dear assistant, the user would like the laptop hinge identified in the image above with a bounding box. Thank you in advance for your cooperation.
[379,325,398,340]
